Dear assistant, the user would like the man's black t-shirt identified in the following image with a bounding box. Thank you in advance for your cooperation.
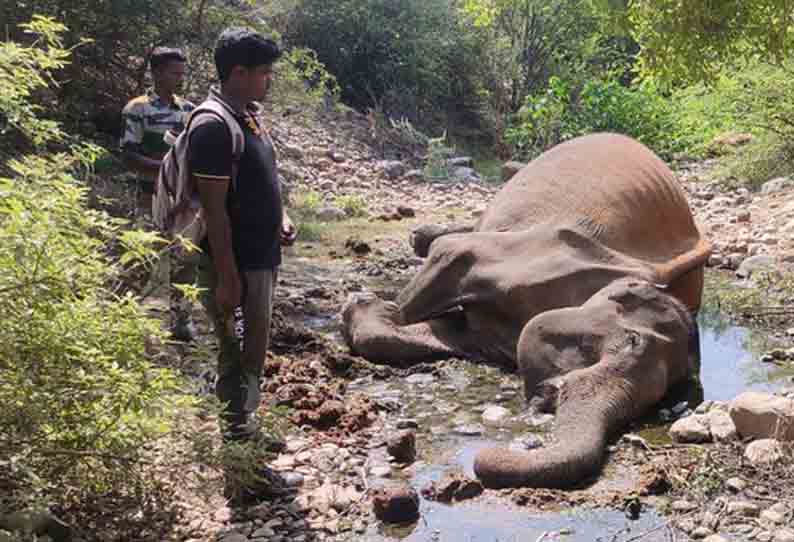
[187,98,282,270]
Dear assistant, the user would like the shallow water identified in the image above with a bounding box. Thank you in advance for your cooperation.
[285,256,792,541]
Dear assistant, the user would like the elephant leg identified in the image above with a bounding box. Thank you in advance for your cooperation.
[341,296,473,366]
[410,223,474,258]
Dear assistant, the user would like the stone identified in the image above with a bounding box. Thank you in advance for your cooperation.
[762,177,791,194]
[0,509,72,542]
[776,528,794,542]
[422,473,483,503]
[386,430,417,464]
[397,205,416,218]
[251,526,276,538]
[370,465,392,478]
[511,434,544,450]
[316,206,346,221]
[703,536,728,542]
[744,439,784,466]
[447,157,474,168]
[669,414,712,443]
[379,160,406,179]
[725,477,748,492]
[219,535,248,542]
[502,161,526,182]
[736,255,777,279]
[482,405,511,425]
[672,500,698,513]
[761,509,786,525]
[708,409,738,442]
[727,500,761,517]
[450,166,481,183]
[372,486,420,524]
[692,527,713,539]
[730,392,794,441]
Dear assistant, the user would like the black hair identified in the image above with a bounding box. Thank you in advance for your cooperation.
[149,47,187,71]
[214,27,282,82]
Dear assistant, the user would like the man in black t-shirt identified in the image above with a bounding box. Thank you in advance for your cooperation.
[189,28,297,501]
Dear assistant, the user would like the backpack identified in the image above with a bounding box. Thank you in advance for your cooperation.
[152,99,245,258]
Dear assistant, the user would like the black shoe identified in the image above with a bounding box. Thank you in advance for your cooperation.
[224,465,297,505]
[171,318,197,342]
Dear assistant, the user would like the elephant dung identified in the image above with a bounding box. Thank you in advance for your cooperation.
[386,430,417,464]
[372,486,420,524]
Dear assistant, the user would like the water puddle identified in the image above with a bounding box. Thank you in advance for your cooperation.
[284,255,792,541]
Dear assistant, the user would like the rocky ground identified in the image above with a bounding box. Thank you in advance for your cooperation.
[12,107,794,542]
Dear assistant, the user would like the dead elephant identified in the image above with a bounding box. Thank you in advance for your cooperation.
[342,133,710,488]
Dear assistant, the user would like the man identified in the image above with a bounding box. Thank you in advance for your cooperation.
[188,28,297,500]
[120,47,198,342]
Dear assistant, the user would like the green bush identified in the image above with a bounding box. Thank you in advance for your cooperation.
[333,194,368,217]
[505,76,685,160]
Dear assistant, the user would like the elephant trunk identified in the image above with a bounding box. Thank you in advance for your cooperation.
[474,368,641,489]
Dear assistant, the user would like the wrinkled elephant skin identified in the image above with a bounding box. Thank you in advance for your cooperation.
[341,133,710,487]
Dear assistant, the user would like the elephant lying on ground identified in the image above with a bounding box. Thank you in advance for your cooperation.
[342,133,710,488]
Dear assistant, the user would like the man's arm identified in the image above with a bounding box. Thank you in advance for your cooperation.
[123,150,162,177]
[120,101,161,177]
[188,119,240,315]
[196,175,240,315]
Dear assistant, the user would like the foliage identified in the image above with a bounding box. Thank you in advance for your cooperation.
[287,0,484,126]
[293,190,322,215]
[629,0,794,84]
[505,75,684,159]
[333,194,368,218]
[424,132,456,180]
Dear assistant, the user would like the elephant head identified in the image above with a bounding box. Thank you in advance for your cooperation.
[473,277,697,489]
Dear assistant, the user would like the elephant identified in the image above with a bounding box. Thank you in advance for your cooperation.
[341,133,711,488]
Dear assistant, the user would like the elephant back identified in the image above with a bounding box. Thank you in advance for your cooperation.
[477,133,707,269]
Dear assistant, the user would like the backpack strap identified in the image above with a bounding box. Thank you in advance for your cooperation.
[186,99,246,190]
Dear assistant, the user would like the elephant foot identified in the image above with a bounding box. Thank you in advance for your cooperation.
[341,294,469,366]
[410,223,474,258]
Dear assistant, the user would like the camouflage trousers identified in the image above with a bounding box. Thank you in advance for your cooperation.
[197,252,277,440]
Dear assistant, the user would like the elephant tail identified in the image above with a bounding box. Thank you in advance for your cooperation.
[474,365,649,489]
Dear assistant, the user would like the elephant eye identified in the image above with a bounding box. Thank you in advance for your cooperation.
[623,330,643,353]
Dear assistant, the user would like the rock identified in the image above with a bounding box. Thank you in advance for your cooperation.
[510,434,544,450]
[744,439,784,466]
[703,536,728,542]
[404,169,424,181]
[450,166,481,183]
[378,160,406,179]
[344,238,371,256]
[672,500,698,513]
[447,157,474,168]
[370,465,392,478]
[692,527,713,539]
[727,500,761,517]
[761,509,786,525]
[762,177,791,195]
[372,486,420,524]
[0,509,72,542]
[736,255,777,279]
[776,528,794,542]
[396,418,419,429]
[502,161,526,182]
[482,405,511,425]
[386,430,417,463]
[251,526,276,538]
[726,477,748,493]
[708,409,738,442]
[283,144,304,159]
[453,424,484,436]
[219,534,248,542]
[396,205,416,218]
[422,472,483,503]
[669,414,712,443]
[730,392,794,441]
[316,206,346,221]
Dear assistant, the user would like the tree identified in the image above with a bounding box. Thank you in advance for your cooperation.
[629,0,794,83]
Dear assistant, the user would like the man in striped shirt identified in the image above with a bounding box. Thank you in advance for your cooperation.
[120,47,198,341]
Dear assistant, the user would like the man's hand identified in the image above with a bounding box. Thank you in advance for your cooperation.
[216,271,242,317]
[281,212,297,246]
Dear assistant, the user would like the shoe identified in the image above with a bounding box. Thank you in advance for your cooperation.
[224,465,297,505]
[171,316,197,342]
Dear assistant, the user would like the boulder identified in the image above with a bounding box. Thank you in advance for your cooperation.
[378,160,407,180]
[708,409,738,442]
[730,392,794,441]
[669,414,711,443]
[736,255,777,279]
[372,486,420,523]
[761,177,791,195]
[744,439,785,467]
